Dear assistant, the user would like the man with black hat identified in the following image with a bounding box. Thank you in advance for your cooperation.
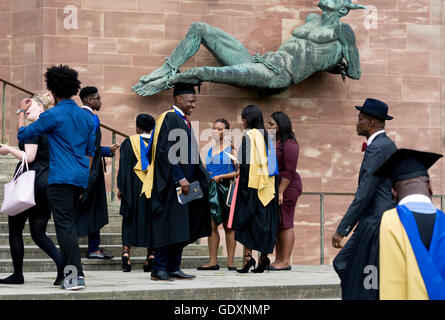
[332,98,397,299]
[141,83,211,281]
[78,86,118,260]
[375,149,445,300]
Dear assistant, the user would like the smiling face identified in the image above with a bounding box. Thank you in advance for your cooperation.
[176,94,196,116]
[25,100,44,122]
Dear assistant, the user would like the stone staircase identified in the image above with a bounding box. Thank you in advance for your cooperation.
[0,153,230,274]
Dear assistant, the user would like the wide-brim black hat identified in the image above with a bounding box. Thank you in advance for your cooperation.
[355,98,393,120]
[374,148,442,183]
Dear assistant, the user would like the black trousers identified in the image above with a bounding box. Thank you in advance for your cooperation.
[333,232,357,282]
[153,243,184,272]
[47,184,84,276]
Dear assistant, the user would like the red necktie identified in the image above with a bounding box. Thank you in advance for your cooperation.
[361,142,367,152]
[184,115,191,130]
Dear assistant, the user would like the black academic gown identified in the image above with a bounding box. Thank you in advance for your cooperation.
[149,111,211,249]
[117,136,152,248]
[76,125,109,237]
[232,135,279,254]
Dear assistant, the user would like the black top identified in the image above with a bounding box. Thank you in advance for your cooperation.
[15,134,50,212]
[412,212,437,250]
[17,134,49,171]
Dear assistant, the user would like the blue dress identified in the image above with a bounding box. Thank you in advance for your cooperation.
[205,146,235,179]
[206,146,235,223]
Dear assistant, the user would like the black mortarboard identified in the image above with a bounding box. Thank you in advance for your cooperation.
[173,82,200,97]
[374,148,443,183]
[79,86,98,100]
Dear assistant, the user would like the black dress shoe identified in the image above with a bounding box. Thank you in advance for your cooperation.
[87,248,114,260]
[151,270,174,281]
[196,264,219,270]
[167,269,196,280]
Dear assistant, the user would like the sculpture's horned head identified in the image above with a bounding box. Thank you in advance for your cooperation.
[318,0,366,16]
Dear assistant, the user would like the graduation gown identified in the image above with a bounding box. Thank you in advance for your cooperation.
[76,124,109,237]
[117,136,152,248]
[232,133,279,254]
[146,110,211,249]
[380,206,445,300]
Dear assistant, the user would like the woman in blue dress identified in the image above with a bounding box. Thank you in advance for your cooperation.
[197,119,237,271]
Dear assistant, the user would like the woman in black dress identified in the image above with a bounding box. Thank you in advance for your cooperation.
[117,114,156,272]
[233,105,279,273]
[0,94,63,285]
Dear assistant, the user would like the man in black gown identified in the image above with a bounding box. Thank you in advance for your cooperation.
[145,83,211,281]
[77,86,118,259]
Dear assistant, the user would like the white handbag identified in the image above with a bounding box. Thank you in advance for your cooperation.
[0,154,36,216]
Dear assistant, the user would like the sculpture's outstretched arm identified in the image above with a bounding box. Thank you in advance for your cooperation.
[336,23,362,79]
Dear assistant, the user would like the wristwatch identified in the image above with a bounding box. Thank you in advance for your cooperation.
[16,109,25,115]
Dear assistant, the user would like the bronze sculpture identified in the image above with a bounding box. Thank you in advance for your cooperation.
[133,0,366,96]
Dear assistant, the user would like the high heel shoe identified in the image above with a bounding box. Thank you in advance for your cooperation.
[143,256,154,272]
[251,257,270,273]
[236,254,256,274]
[122,252,131,272]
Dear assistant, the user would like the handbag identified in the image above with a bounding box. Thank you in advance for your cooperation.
[0,154,36,216]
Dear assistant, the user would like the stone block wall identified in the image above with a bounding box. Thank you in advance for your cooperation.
[0,0,443,265]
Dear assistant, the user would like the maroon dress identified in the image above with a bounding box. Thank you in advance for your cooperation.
[276,138,302,229]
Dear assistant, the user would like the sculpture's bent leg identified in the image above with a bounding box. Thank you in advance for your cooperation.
[171,63,293,90]
[133,22,253,96]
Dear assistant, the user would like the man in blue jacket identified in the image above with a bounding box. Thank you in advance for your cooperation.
[17,65,96,290]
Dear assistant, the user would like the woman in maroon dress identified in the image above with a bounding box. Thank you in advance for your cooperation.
[267,111,302,270]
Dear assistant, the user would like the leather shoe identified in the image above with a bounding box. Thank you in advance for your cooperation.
[167,269,196,280]
[151,270,174,281]
[87,248,114,260]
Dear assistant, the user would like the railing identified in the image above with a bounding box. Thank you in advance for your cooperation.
[302,191,445,265]
[0,78,128,201]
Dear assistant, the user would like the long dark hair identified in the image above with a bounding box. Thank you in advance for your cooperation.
[271,111,297,144]
[241,105,268,147]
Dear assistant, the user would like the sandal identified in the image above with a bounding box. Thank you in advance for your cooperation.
[122,252,131,272]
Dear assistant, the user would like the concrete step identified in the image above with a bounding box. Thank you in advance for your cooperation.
[0,210,123,223]
[0,256,241,273]
[0,221,123,234]
[0,267,341,300]
[0,244,218,260]
[0,232,125,245]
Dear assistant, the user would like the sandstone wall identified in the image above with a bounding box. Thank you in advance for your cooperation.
[0,0,443,265]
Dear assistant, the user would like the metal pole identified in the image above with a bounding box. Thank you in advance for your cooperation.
[2,83,6,144]
[320,193,325,265]
[441,195,444,212]
[111,132,116,202]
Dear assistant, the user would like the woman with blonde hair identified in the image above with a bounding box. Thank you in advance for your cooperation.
[0,93,63,285]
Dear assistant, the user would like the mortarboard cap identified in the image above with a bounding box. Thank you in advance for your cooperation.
[374,148,442,183]
[173,82,200,97]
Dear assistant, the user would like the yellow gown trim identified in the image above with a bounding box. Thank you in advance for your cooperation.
[379,208,429,300]
[129,134,148,184]
[141,109,175,198]
[246,129,275,207]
